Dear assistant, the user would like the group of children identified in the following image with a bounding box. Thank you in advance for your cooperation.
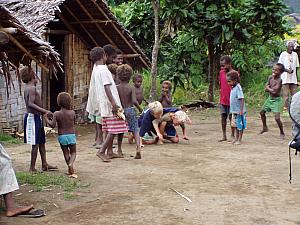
[219,55,287,145]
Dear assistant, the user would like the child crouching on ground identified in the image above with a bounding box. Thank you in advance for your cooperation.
[227,70,247,145]
[45,92,77,178]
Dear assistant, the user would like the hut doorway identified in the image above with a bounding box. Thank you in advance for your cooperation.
[48,34,65,112]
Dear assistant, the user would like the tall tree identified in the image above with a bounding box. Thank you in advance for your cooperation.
[149,0,160,100]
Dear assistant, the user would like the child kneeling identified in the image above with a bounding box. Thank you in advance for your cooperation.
[45,92,77,178]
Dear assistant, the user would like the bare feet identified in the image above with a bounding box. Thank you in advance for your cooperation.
[29,168,37,173]
[69,174,78,179]
[42,164,58,171]
[231,139,237,144]
[157,139,164,145]
[259,128,268,134]
[134,152,141,159]
[107,152,124,159]
[96,152,111,162]
[68,164,74,175]
[234,141,241,145]
[218,137,227,142]
[280,134,285,140]
[227,136,235,142]
[6,204,34,217]
[117,151,124,157]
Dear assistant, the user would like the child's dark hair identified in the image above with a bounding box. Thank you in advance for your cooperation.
[133,73,143,82]
[276,63,285,73]
[117,64,133,82]
[116,48,123,55]
[227,70,240,83]
[90,47,105,64]
[20,66,35,83]
[57,92,72,110]
[103,44,116,56]
[220,55,232,64]
[107,63,118,75]
[162,80,172,91]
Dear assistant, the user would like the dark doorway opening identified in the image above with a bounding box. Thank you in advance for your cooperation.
[49,34,65,112]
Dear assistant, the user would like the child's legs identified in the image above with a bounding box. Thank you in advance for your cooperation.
[134,131,141,152]
[60,145,70,165]
[228,114,235,137]
[282,84,290,108]
[96,123,103,144]
[3,192,14,210]
[274,112,284,135]
[98,133,115,155]
[260,110,267,130]
[38,144,48,168]
[220,105,230,139]
[117,133,124,154]
[30,145,38,171]
[69,144,76,166]
[238,129,243,142]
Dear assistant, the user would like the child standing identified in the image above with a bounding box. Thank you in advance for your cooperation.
[116,64,143,159]
[227,70,247,145]
[91,47,127,163]
[21,66,57,172]
[133,74,148,105]
[259,63,285,139]
[219,55,235,142]
[159,80,172,108]
[45,92,77,178]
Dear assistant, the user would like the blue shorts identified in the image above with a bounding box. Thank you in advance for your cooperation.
[232,113,247,131]
[57,134,76,146]
[24,113,45,145]
[165,122,177,137]
[124,107,138,133]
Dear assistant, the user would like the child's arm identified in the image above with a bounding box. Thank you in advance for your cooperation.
[131,87,143,113]
[164,93,172,106]
[152,119,163,140]
[265,79,282,96]
[28,87,50,115]
[45,112,57,128]
[239,98,245,115]
[104,84,118,114]
[180,123,189,140]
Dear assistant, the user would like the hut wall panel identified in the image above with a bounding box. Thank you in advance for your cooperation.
[67,34,91,123]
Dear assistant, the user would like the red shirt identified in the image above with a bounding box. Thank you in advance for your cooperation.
[219,69,231,106]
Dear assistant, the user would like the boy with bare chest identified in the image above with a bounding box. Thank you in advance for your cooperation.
[21,66,57,172]
[260,63,285,138]
[45,92,77,177]
[133,74,148,105]
[117,65,143,159]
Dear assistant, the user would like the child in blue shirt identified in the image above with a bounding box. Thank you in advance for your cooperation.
[227,70,246,145]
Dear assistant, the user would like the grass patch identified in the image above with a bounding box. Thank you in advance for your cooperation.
[16,172,80,200]
[0,134,21,144]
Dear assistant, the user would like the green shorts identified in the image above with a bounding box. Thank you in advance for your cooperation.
[88,114,102,124]
[262,96,282,113]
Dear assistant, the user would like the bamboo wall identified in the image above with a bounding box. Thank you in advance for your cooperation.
[65,34,92,123]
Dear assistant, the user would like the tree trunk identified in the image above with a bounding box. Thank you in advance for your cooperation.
[149,0,160,101]
[206,36,214,102]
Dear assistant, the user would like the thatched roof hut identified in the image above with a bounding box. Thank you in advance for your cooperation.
[2,0,150,69]
[0,4,61,74]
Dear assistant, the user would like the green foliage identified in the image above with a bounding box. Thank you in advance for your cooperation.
[111,0,292,103]
[0,134,21,144]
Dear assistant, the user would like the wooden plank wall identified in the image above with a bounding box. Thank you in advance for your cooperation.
[65,34,91,123]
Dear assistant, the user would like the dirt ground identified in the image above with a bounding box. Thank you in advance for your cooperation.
[1,108,300,225]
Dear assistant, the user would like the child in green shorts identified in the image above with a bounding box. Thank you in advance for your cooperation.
[259,63,285,139]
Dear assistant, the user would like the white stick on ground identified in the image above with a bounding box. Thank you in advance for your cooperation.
[169,188,192,203]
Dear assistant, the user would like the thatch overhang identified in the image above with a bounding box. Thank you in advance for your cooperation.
[0,4,61,74]
[53,0,151,69]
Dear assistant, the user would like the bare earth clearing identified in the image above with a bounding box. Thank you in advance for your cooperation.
[1,108,300,225]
